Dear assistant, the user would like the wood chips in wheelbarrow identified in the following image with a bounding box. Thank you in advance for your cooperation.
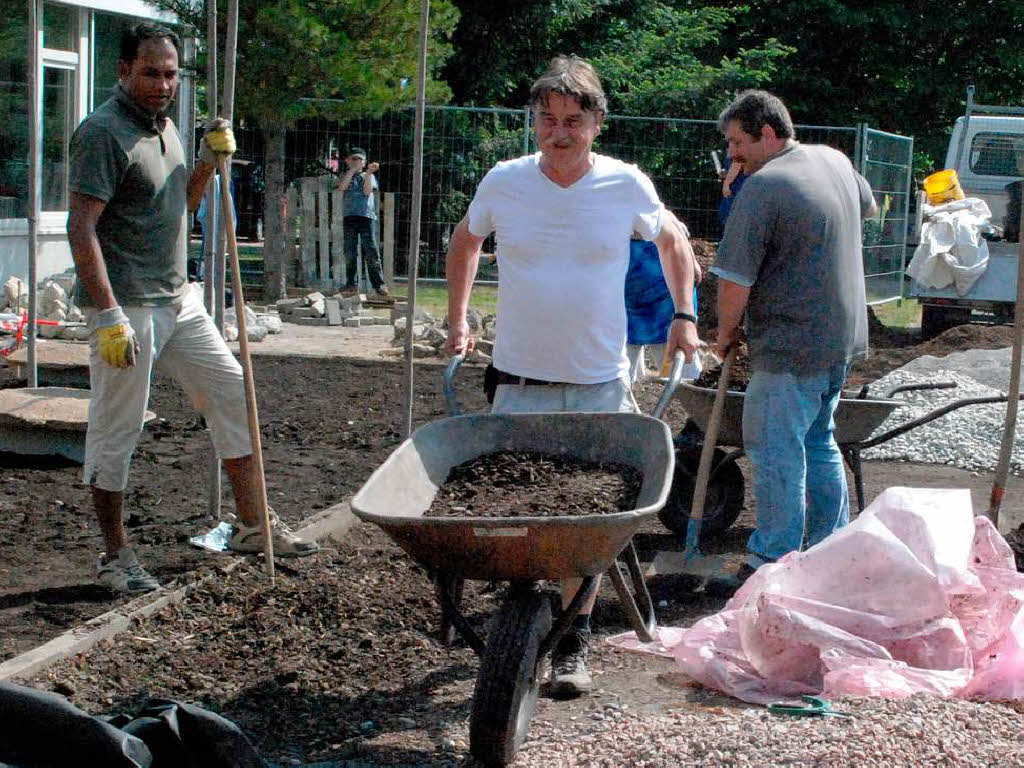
[424,450,643,518]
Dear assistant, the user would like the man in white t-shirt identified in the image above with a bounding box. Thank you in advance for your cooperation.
[444,55,700,698]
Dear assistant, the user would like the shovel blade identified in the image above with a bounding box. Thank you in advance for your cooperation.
[648,549,730,580]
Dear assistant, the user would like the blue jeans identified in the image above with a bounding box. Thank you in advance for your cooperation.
[343,215,384,291]
[742,361,850,564]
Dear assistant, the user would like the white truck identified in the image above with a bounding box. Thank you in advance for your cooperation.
[907,86,1024,337]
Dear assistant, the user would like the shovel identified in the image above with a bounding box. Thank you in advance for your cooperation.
[649,345,737,586]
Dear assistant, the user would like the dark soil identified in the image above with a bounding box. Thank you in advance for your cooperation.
[424,451,643,518]
[691,239,718,333]
[0,355,491,663]
[5,342,1024,765]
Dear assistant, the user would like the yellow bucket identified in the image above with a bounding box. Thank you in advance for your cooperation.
[923,169,965,205]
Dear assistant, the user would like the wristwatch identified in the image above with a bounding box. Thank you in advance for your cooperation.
[673,311,697,323]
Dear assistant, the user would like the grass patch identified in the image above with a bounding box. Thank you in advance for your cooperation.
[400,281,498,318]
[871,299,921,330]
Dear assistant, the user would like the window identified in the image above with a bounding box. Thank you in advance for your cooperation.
[0,4,28,218]
[42,2,75,51]
[42,65,74,211]
[969,132,1024,178]
[92,11,134,109]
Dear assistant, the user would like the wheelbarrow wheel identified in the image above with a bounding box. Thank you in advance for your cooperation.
[659,446,744,539]
[470,586,551,766]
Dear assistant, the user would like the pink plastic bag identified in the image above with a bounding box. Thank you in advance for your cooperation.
[608,487,1024,703]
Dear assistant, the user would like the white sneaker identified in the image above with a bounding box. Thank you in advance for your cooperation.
[229,508,319,557]
[97,547,160,594]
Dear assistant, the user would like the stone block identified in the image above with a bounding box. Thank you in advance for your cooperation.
[343,317,361,328]
[324,298,342,326]
[276,298,304,310]
[292,317,330,326]
[412,343,438,358]
[373,316,391,326]
[309,297,326,317]
[475,338,494,355]
[286,306,320,319]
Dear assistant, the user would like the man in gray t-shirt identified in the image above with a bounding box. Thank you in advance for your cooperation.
[67,23,317,595]
[709,90,878,592]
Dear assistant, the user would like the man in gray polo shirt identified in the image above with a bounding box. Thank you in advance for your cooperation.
[67,23,317,595]
[710,90,877,591]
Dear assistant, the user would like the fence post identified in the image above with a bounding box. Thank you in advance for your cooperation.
[523,106,531,155]
[857,122,869,175]
[300,177,317,286]
[898,135,915,301]
[317,177,330,286]
[331,180,344,286]
[285,184,297,288]
[383,192,395,285]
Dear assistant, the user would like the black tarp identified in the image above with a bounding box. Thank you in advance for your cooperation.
[0,681,266,768]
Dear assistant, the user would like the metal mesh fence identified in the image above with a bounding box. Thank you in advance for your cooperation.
[860,128,914,303]
[230,108,911,296]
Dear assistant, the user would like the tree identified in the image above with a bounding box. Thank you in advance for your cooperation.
[686,0,1024,169]
[158,0,458,299]
[442,0,791,118]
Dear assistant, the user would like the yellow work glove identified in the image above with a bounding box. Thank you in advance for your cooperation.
[93,306,139,368]
[199,117,236,164]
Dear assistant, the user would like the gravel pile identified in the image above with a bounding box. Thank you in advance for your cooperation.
[862,349,1023,474]
[517,696,1024,766]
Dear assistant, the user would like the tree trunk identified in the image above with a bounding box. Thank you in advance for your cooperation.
[261,115,287,301]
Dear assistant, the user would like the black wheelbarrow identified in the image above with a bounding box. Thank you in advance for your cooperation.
[660,377,1023,537]
[350,357,686,766]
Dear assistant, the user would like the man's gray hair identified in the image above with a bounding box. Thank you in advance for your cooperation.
[718,90,794,140]
[529,55,607,115]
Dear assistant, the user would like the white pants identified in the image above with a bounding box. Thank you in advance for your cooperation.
[83,289,250,491]
[491,376,639,415]
[626,344,668,385]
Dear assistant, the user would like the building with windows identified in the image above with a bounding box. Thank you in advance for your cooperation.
[0,0,193,287]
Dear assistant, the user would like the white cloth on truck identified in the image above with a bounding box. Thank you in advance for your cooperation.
[906,197,991,296]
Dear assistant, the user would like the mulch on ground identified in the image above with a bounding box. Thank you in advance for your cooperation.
[0,355,490,663]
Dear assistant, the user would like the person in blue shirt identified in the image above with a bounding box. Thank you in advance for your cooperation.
[717,154,749,231]
[625,212,702,382]
[338,147,390,299]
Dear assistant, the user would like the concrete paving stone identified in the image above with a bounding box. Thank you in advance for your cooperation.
[324,298,342,326]
[285,307,320,319]
[343,317,361,328]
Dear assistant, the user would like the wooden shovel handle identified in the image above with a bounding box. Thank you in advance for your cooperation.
[690,345,738,523]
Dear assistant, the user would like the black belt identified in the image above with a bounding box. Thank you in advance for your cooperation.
[493,369,566,387]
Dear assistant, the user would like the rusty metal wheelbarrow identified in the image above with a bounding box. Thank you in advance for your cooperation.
[664,377,1023,536]
[350,357,685,766]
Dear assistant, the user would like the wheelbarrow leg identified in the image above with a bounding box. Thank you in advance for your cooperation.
[840,445,866,513]
[606,540,657,643]
[434,572,476,650]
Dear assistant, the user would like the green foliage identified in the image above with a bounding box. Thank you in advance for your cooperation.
[690,0,1024,164]
[156,0,459,124]
[443,0,791,116]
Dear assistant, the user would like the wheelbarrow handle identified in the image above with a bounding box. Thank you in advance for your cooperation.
[884,381,957,398]
[443,353,465,416]
[652,350,687,420]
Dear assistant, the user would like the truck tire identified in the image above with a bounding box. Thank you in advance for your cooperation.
[920,305,971,339]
